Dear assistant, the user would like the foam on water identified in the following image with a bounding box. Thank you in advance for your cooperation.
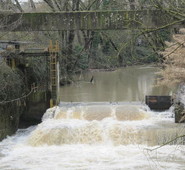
[27,104,185,146]
[0,103,185,170]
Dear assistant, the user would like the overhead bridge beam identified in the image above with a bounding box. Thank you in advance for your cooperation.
[0,10,180,31]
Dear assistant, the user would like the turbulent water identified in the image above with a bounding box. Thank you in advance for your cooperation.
[0,66,184,169]
[0,104,185,170]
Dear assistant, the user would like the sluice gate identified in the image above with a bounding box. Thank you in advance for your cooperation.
[0,40,60,107]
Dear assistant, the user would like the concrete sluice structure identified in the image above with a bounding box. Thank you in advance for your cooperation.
[0,102,185,169]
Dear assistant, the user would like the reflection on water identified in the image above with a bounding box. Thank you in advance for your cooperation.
[60,65,173,102]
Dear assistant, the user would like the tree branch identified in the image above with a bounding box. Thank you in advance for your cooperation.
[30,0,36,11]
[145,134,185,152]
[14,0,24,12]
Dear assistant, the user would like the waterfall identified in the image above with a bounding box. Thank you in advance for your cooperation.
[0,103,185,170]
[26,104,185,147]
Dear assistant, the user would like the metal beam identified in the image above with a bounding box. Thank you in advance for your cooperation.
[0,10,178,31]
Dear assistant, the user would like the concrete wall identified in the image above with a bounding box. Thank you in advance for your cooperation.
[0,10,175,31]
[19,91,50,128]
[0,90,50,140]
[0,102,23,140]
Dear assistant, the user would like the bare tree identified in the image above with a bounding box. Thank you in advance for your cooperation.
[159,28,185,86]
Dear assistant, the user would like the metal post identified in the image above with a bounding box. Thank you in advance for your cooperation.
[49,41,60,107]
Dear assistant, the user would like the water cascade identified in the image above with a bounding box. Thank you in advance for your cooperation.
[0,103,185,170]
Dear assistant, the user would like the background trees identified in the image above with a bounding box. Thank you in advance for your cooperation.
[159,28,185,86]
[0,0,184,82]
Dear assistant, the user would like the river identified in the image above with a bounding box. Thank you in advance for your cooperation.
[59,65,172,102]
[0,65,185,170]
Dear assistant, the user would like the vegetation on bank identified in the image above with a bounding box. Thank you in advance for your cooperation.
[0,55,48,104]
[0,0,184,103]
[0,62,24,103]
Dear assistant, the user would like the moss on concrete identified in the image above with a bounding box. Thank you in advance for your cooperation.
[0,102,24,141]
[0,90,50,141]
[19,91,50,128]
[0,10,175,31]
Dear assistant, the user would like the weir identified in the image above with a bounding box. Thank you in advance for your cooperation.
[1,102,185,169]
[1,66,185,169]
[33,103,182,146]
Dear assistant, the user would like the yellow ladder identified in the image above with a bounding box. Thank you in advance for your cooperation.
[49,41,59,107]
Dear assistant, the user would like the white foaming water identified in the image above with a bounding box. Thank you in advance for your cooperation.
[0,103,185,170]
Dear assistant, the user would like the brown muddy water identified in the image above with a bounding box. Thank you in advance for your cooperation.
[59,65,173,102]
[0,65,185,170]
